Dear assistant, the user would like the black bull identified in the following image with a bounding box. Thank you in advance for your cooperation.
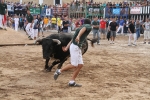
[35,33,97,72]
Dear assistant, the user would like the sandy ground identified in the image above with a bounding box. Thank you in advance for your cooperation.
[0,29,150,100]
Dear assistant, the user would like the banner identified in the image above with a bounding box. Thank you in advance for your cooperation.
[46,8,51,16]
[105,7,129,18]
[113,8,120,15]
[130,7,140,14]
[7,5,14,12]
[53,7,68,16]
[30,8,40,15]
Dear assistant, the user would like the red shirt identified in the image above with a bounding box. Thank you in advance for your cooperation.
[100,21,106,29]
[75,21,80,28]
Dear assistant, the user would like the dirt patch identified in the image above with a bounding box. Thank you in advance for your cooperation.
[0,28,34,45]
[0,30,150,100]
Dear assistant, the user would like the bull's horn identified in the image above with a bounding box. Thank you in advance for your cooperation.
[35,38,42,44]
[52,39,61,45]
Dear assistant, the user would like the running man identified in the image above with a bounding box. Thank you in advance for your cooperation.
[54,19,92,87]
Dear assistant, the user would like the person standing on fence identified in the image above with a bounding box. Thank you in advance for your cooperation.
[92,16,100,45]
[108,18,118,44]
[100,18,106,39]
[116,17,125,35]
[14,14,19,31]
[62,17,69,33]
[0,0,7,30]
[128,19,136,46]
[25,9,34,40]
[142,18,150,44]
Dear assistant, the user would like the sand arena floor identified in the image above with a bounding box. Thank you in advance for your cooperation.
[0,29,150,100]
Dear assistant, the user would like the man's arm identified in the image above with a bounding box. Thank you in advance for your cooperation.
[142,23,145,30]
[62,27,86,52]
[62,39,72,52]
[75,27,86,42]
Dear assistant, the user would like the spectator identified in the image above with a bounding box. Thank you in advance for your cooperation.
[142,19,150,44]
[100,18,106,39]
[57,16,62,33]
[37,14,43,37]
[43,16,49,31]
[0,0,7,30]
[51,16,56,30]
[62,16,69,33]
[92,16,100,45]
[116,17,125,35]
[108,18,118,44]
[128,19,136,46]
[33,15,38,40]
[14,14,19,31]
[25,9,34,40]
[135,20,140,40]
[124,19,129,33]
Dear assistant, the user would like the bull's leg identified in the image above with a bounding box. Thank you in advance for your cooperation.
[47,60,60,72]
[45,58,50,70]
[57,58,67,69]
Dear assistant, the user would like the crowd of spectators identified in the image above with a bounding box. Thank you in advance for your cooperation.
[4,0,150,12]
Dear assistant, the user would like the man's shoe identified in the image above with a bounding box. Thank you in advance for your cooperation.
[97,43,100,45]
[29,38,33,40]
[0,27,3,30]
[133,44,137,46]
[143,42,146,44]
[148,42,150,44]
[68,82,82,87]
[54,69,61,80]
[4,28,7,31]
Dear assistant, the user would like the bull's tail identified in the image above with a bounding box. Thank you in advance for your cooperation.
[87,38,98,47]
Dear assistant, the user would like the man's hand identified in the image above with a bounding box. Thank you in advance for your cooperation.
[62,46,68,52]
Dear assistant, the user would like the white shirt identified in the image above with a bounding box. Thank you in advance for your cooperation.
[143,22,150,31]
[126,21,129,27]
[14,18,19,24]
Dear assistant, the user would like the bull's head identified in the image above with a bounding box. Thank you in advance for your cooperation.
[35,38,61,59]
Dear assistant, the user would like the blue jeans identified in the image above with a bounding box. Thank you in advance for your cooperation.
[136,28,140,40]
[63,29,68,33]
[92,29,100,43]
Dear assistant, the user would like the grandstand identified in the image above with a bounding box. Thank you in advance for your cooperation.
[6,0,124,5]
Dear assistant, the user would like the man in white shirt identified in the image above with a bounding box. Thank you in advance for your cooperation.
[14,15,19,31]
[142,19,150,44]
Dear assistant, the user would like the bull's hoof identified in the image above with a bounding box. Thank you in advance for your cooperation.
[42,69,51,72]
[47,67,52,72]
[46,69,51,72]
